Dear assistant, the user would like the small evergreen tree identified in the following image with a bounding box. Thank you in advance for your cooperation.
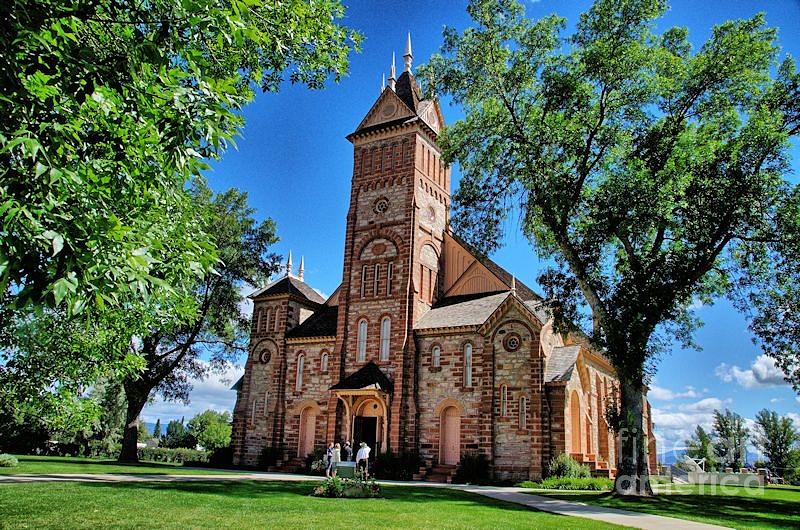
[152,419,161,440]
[685,426,718,471]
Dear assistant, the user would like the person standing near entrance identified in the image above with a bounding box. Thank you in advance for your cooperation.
[356,441,371,478]
[331,443,341,477]
[325,442,334,478]
[344,441,353,462]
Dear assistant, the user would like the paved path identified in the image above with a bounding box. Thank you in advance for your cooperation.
[0,472,729,530]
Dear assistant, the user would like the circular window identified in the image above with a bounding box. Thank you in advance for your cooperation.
[503,333,522,352]
[259,349,272,363]
[374,198,389,215]
[381,102,397,118]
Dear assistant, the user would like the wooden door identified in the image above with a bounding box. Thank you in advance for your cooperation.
[570,391,582,454]
[298,407,315,457]
[440,407,461,465]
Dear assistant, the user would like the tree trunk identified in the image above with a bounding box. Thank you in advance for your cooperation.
[613,380,653,496]
[119,387,149,463]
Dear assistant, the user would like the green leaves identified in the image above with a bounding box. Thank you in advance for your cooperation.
[426,0,799,383]
[1,0,359,317]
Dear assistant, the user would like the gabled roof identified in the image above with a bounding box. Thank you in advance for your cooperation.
[286,304,338,339]
[330,361,394,393]
[447,232,542,302]
[545,345,582,383]
[231,376,243,392]
[414,291,510,330]
[248,275,326,305]
[394,71,423,113]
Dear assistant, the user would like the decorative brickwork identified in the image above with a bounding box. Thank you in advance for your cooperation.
[231,58,654,480]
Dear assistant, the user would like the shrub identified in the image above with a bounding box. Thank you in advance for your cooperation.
[374,451,422,481]
[546,453,590,479]
[259,446,281,469]
[311,475,382,498]
[207,446,233,468]
[520,477,613,491]
[0,454,19,467]
[305,448,326,475]
[453,452,490,485]
[138,447,209,464]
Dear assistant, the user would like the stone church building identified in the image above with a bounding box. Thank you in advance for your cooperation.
[231,38,657,482]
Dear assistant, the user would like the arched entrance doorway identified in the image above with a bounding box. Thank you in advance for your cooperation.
[439,406,461,465]
[353,398,385,456]
[570,390,582,454]
[298,406,316,458]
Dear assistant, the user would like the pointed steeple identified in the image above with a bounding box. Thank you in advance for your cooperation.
[381,73,386,93]
[404,32,413,73]
[298,256,305,281]
[388,52,396,91]
[286,251,293,278]
[511,275,517,297]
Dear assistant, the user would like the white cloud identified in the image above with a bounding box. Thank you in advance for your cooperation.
[652,406,716,453]
[141,363,243,424]
[715,355,787,389]
[770,398,784,404]
[788,413,800,424]
[648,384,703,401]
[652,396,733,453]
[678,397,729,413]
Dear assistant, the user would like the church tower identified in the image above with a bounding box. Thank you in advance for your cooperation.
[328,35,450,453]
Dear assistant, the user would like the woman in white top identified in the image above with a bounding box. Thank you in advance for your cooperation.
[331,443,342,477]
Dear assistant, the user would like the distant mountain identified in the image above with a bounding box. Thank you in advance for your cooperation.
[658,449,686,465]
[659,448,764,467]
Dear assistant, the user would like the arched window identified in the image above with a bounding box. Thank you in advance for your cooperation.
[295,354,305,391]
[357,319,368,362]
[373,264,380,295]
[463,343,473,387]
[519,396,527,429]
[266,307,272,331]
[432,345,441,368]
[361,265,368,297]
[255,309,262,333]
[387,262,394,295]
[264,391,270,416]
[321,352,329,373]
[273,306,280,332]
[380,317,391,361]
[267,307,275,332]
[500,384,508,416]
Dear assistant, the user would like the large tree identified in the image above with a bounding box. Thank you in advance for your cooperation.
[712,409,750,470]
[1,0,359,315]
[753,409,799,477]
[422,0,800,494]
[118,180,278,461]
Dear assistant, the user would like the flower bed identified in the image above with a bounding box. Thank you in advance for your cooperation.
[311,475,382,498]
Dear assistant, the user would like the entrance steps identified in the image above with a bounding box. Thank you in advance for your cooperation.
[424,464,457,483]
[571,453,614,478]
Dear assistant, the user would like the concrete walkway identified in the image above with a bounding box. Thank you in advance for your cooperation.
[0,471,730,530]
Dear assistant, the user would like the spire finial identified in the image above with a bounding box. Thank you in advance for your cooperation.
[286,251,293,277]
[511,275,517,296]
[388,52,396,91]
[298,256,305,281]
[404,32,413,73]
[381,73,386,93]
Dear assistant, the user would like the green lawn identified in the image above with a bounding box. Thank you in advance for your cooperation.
[540,484,800,530]
[0,455,240,475]
[0,480,626,529]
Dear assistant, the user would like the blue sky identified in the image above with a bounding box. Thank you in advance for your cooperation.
[143,0,800,455]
